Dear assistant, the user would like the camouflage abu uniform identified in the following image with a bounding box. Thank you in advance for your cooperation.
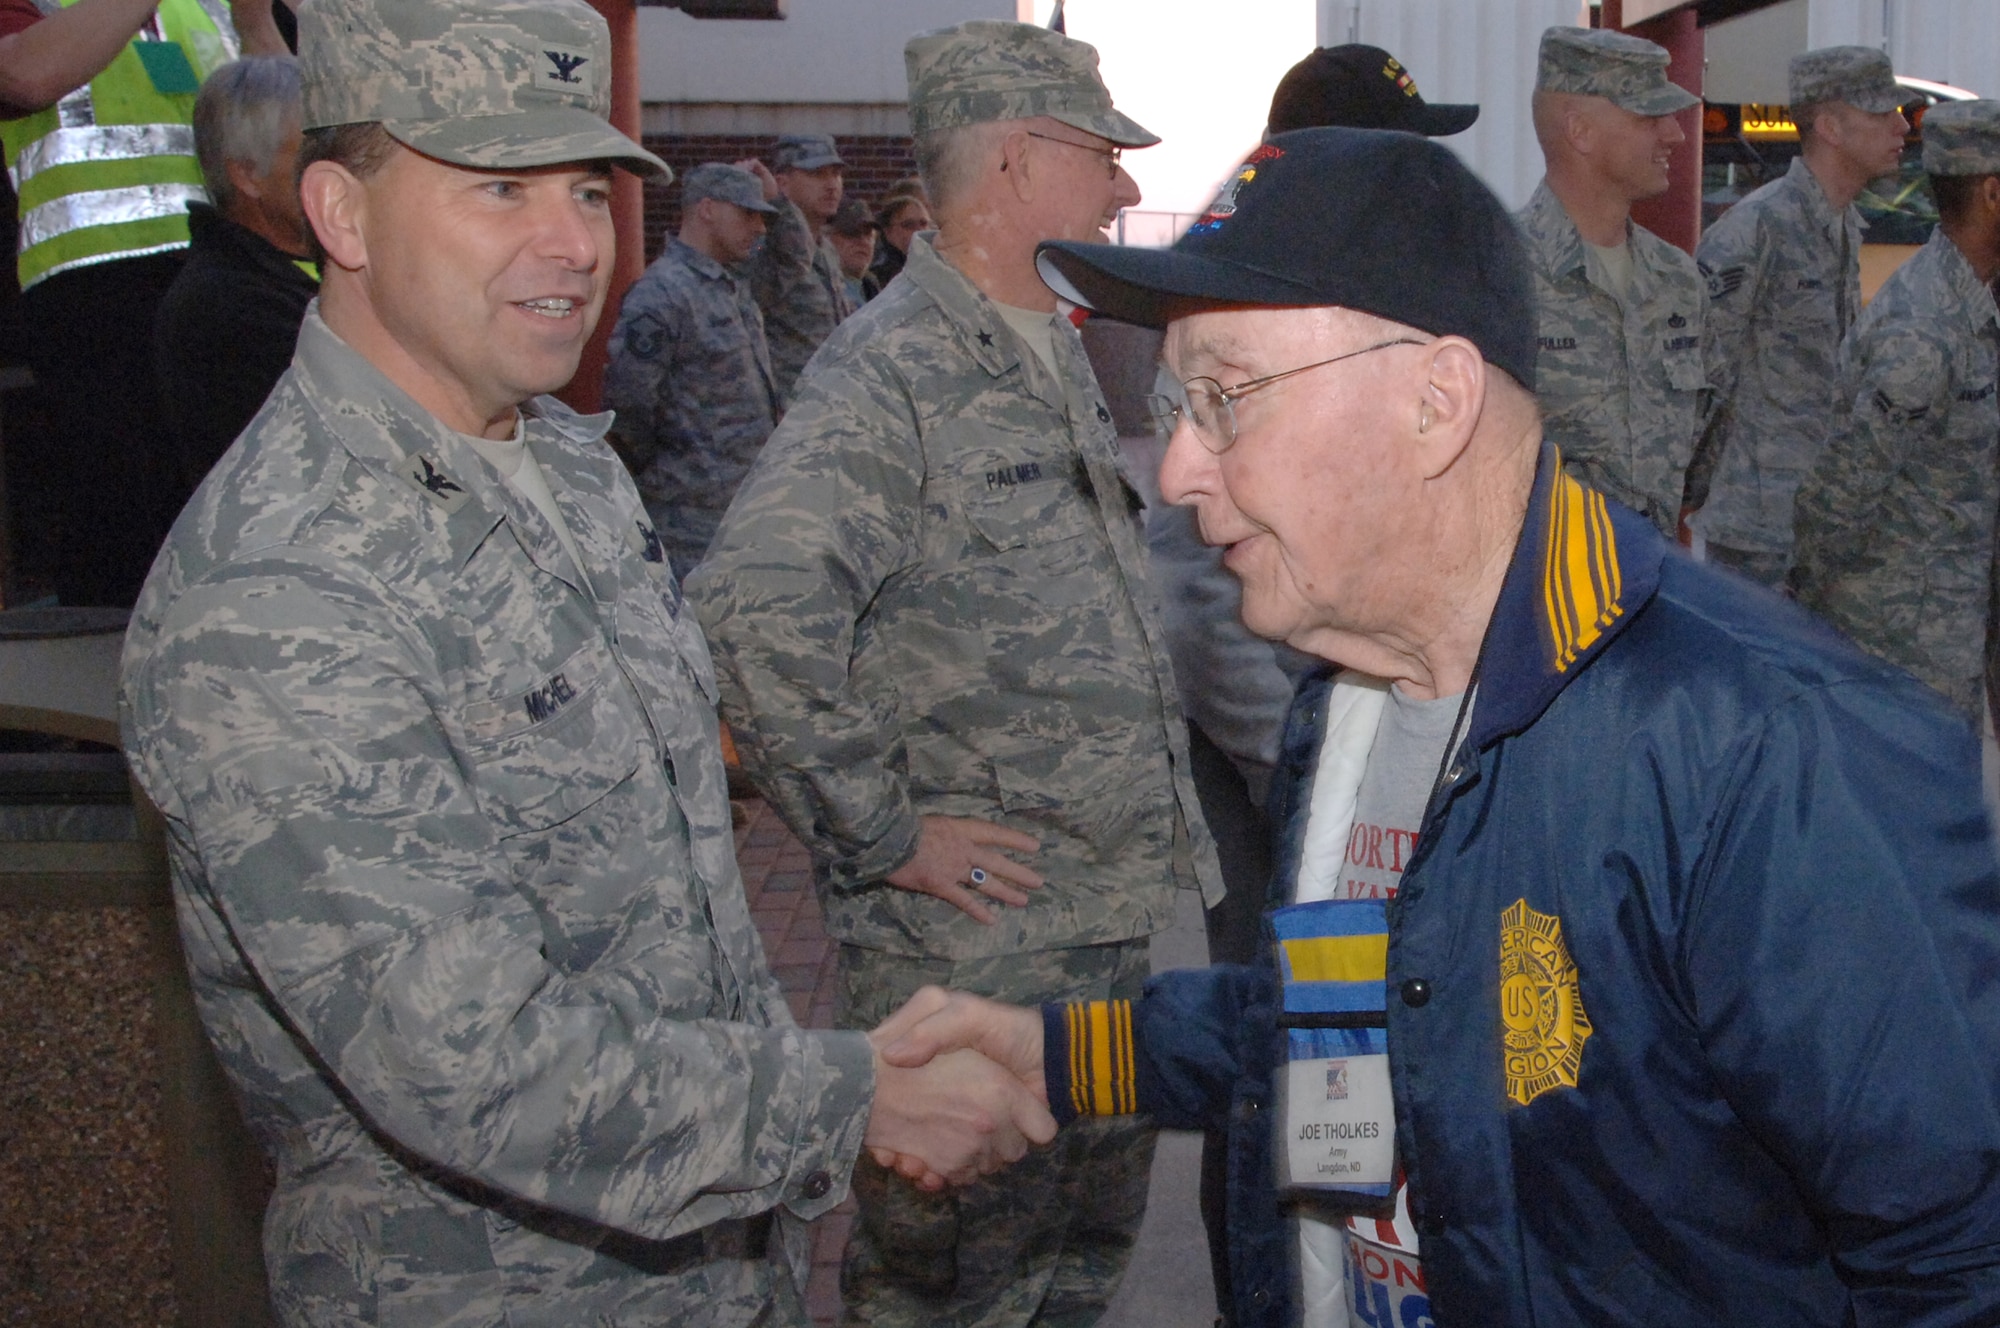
[687,22,1216,1326]
[1792,103,2000,717]
[1691,48,1902,578]
[1518,28,1706,534]
[604,166,781,574]
[750,134,854,405]
[120,4,872,1323]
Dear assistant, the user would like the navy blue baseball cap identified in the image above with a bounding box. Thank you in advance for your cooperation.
[1035,127,1537,390]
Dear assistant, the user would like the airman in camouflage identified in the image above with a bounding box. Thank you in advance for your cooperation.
[604,161,781,575]
[1792,101,2000,717]
[686,19,1218,1327]
[750,132,854,404]
[1518,27,1706,535]
[118,0,1050,1322]
[1691,46,1909,586]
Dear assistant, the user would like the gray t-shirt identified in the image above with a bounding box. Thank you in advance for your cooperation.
[1340,685,1464,901]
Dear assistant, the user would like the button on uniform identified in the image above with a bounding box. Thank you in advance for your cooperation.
[1400,978,1432,1008]
[799,1169,832,1201]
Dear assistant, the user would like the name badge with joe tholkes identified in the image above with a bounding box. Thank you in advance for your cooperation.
[1272,897,1395,1209]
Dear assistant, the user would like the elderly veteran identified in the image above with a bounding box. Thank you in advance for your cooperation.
[1518,26,1705,536]
[1793,101,2000,718]
[1692,46,1910,586]
[875,127,2000,1328]
[688,17,1219,1328]
[604,160,781,575]
[118,0,1054,1323]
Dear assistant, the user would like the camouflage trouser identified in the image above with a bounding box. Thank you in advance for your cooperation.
[835,940,1157,1328]
[1704,542,1792,592]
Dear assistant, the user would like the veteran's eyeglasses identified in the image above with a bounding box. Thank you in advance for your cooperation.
[1021,129,1122,180]
[1146,337,1429,454]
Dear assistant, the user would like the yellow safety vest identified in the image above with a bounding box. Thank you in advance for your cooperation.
[2,0,237,290]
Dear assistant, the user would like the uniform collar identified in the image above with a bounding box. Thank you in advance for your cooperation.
[1522,179,1626,281]
[1465,441,1665,748]
[290,304,616,573]
[1929,226,2000,338]
[1784,155,1861,240]
[668,235,737,283]
[901,230,1031,380]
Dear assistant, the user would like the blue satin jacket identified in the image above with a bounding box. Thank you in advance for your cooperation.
[1104,446,2000,1327]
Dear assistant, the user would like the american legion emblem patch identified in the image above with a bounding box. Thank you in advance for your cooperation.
[1499,898,1592,1106]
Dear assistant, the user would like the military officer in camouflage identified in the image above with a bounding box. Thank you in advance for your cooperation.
[687,19,1222,1327]
[604,161,781,575]
[118,0,1056,1323]
[750,131,854,404]
[1517,26,1706,536]
[1792,101,2000,718]
[1692,46,1910,587]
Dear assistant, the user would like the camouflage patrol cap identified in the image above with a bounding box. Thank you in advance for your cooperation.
[682,162,777,213]
[1789,46,1903,114]
[771,133,844,172]
[1536,26,1699,117]
[905,19,1158,148]
[1922,100,2000,176]
[297,0,669,178]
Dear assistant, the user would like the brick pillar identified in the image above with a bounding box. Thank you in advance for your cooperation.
[561,0,643,415]
[1620,4,1705,256]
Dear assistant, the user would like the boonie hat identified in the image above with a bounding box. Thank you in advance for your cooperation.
[297,0,668,177]
[1922,100,2000,176]
[905,19,1158,148]
[1035,128,1537,391]
[771,133,845,173]
[1266,44,1478,138]
[682,162,777,213]
[1789,46,1904,114]
[1536,27,1699,117]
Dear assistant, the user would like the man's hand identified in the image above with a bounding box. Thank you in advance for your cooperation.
[885,815,1043,925]
[867,987,1049,1188]
[735,158,781,202]
[862,1028,1055,1192]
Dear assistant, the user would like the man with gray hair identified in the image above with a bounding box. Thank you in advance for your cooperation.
[121,0,1053,1322]
[154,54,318,510]
[1518,26,1706,535]
[603,159,781,574]
[1691,46,1910,586]
[689,18,1220,1326]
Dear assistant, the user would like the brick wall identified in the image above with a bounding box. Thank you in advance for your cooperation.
[638,133,917,264]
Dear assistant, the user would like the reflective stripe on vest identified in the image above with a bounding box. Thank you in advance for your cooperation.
[20,181,207,251]
[9,123,197,193]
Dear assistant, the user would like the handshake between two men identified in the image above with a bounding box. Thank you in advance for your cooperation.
[862,986,1054,1190]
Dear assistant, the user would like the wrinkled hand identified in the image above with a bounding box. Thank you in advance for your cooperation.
[735,157,781,201]
[886,816,1043,925]
[863,1020,1054,1192]
[867,987,1049,1189]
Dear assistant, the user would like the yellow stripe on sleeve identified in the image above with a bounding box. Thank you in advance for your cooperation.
[1280,933,1389,983]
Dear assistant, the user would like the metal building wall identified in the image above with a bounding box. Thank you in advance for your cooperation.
[1317,0,1590,209]
[1808,0,1998,97]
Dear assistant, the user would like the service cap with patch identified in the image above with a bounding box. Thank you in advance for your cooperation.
[905,18,1158,148]
[297,0,669,178]
[771,133,845,172]
[1536,26,1699,117]
[1789,45,1903,114]
[682,161,777,213]
[1923,99,2000,176]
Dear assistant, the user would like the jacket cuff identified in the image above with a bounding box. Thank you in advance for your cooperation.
[1042,1000,1141,1127]
[820,805,923,891]
[779,1028,876,1221]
